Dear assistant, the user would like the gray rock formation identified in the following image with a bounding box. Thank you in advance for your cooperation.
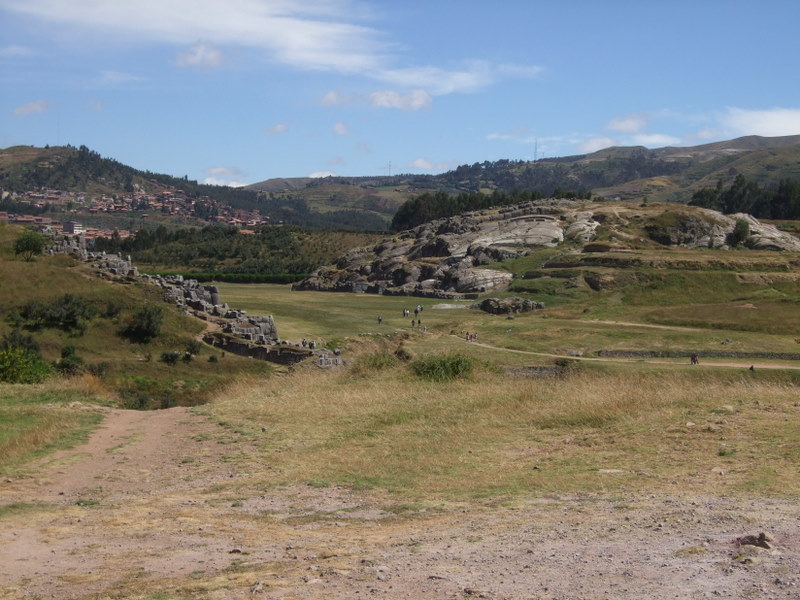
[295,200,800,297]
[296,199,589,297]
[472,297,545,314]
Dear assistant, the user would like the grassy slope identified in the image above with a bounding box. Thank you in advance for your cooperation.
[204,239,800,499]
[3,218,800,500]
[0,223,273,472]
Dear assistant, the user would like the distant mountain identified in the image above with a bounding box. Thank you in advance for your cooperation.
[248,135,800,209]
[3,135,800,232]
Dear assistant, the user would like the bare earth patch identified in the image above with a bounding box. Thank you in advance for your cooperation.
[1,407,799,599]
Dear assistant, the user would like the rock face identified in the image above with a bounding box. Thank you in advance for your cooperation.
[296,200,588,297]
[645,209,800,251]
[472,297,545,314]
[295,199,800,297]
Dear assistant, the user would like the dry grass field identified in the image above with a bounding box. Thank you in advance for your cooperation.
[2,223,800,599]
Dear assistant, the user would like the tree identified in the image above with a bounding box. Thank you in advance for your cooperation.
[14,230,47,261]
[729,218,751,247]
[120,305,163,343]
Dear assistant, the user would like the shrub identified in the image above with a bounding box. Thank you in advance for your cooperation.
[14,230,47,261]
[54,345,85,375]
[1,328,40,355]
[86,361,111,376]
[728,218,750,247]
[0,347,51,383]
[394,345,413,362]
[18,294,96,334]
[120,305,163,343]
[160,351,180,365]
[410,353,474,382]
[103,299,124,319]
[185,339,202,355]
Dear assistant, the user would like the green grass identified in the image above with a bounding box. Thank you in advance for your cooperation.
[0,383,105,475]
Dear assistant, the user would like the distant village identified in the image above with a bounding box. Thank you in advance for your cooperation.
[0,183,273,242]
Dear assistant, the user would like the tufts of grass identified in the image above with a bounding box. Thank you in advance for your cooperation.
[410,353,474,382]
[208,368,800,499]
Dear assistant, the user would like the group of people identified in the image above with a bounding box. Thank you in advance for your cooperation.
[301,338,316,350]
[465,331,479,342]
[401,305,424,318]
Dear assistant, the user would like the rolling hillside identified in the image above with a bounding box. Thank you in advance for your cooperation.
[3,135,800,231]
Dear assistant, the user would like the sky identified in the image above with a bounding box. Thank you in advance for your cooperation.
[2,1,800,187]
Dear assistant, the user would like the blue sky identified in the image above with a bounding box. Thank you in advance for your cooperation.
[2,0,800,186]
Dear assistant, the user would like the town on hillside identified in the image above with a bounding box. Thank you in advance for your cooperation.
[0,184,273,242]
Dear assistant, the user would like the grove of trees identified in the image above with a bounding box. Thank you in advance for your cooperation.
[689,175,800,219]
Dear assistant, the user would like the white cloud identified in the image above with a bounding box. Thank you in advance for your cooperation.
[264,123,288,135]
[320,90,353,106]
[98,70,145,85]
[579,136,617,153]
[632,133,680,146]
[369,89,431,111]
[86,98,104,112]
[203,177,247,187]
[205,165,244,177]
[2,1,544,100]
[309,170,336,178]
[356,142,370,153]
[327,156,345,165]
[693,127,723,141]
[487,126,537,144]
[203,165,247,187]
[176,40,223,68]
[496,63,543,79]
[606,114,647,133]
[13,99,51,115]
[1,0,388,73]
[333,121,351,135]
[378,61,492,95]
[407,157,453,173]
[0,44,34,57]
[721,107,800,137]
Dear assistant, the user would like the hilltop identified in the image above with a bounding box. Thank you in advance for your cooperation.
[4,135,800,233]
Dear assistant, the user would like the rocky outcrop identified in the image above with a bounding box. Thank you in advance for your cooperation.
[296,199,590,297]
[645,209,800,250]
[295,200,800,297]
[472,296,545,314]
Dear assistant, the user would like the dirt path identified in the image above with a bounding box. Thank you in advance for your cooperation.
[460,338,800,370]
[2,407,800,599]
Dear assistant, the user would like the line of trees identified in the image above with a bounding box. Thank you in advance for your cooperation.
[689,175,800,219]
[391,188,591,231]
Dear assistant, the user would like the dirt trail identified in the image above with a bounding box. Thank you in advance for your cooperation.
[2,407,800,599]
[461,338,800,370]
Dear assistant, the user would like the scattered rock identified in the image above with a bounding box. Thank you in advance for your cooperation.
[735,532,774,550]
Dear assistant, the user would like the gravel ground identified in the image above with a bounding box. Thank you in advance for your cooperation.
[1,407,798,600]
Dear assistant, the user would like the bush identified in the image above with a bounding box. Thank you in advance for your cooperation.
[410,353,474,382]
[14,230,47,261]
[120,305,163,343]
[103,299,124,318]
[18,294,96,334]
[1,328,40,355]
[86,361,111,376]
[728,218,751,247]
[54,345,85,375]
[185,339,202,355]
[0,347,51,383]
[160,351,180,365]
